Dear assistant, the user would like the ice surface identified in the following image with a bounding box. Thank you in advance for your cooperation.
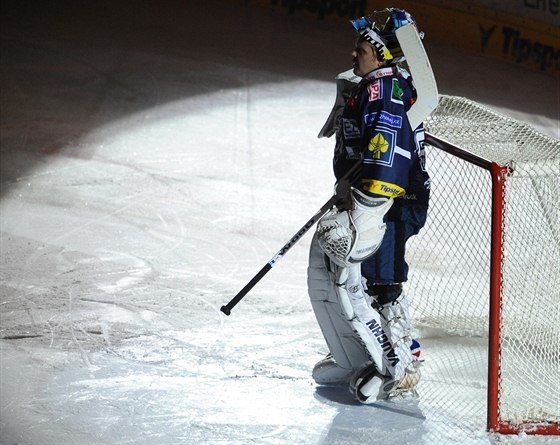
[1,1,558,444]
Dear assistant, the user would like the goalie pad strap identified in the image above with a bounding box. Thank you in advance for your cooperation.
[367,283,403,306]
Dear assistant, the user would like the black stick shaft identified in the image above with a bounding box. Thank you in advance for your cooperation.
[220,194,338,315]
[220,160,362,316]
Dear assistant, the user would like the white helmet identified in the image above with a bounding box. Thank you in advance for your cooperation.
[350,8,421,63]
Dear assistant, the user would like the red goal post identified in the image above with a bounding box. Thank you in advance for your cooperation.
[407,96,559,435]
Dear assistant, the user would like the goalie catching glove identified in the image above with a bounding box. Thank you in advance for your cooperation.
[317,189,393,267]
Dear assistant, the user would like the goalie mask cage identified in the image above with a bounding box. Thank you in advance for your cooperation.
[405,95,559,436]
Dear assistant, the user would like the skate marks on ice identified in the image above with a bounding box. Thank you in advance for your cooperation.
[2,2,558,444]
[1,311,331,445]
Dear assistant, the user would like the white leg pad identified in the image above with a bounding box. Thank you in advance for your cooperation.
[308,234,369,377]
[335,264,398,378]
[309,233,419,393]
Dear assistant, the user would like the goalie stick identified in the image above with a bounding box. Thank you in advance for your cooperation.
[396,24,439,130]
[220,160,362,316]
[220,23,438,316]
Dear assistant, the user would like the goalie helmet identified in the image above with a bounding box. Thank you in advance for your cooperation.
[350,8,421,63]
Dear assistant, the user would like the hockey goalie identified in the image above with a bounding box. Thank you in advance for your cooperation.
[309,8,437,403]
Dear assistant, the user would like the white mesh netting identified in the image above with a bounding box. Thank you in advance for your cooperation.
[404,95,559,433]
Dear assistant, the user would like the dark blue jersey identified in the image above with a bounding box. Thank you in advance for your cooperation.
[333,66,430,206]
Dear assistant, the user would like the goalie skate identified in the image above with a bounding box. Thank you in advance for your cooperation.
[350,358,422,403]
[350,363,397,403]
[389,359,422,400]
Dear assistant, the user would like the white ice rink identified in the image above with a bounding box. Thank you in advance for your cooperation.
[1,1,558,444]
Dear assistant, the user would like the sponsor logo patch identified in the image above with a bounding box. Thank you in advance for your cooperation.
[367,79,382,102]
[360,179,406,198]
[364,111,402,129]
[368,133,389,159]
[391,78,404,105]
[342,118,360,139]
[365,127,397,166]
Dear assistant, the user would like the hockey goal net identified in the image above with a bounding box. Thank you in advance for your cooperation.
[405,95,559,435]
